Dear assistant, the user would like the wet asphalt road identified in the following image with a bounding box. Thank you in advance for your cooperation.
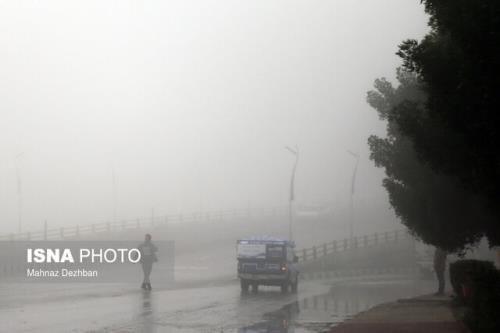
[0,278,434,333]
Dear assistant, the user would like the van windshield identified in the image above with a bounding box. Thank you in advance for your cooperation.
[266,245,285,259]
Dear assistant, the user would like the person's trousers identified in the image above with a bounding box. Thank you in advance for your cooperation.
[436,268,445,293]
[142,261,153,284]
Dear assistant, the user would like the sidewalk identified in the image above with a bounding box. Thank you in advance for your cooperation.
[329,294,470,333]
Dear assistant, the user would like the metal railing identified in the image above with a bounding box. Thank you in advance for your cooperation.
[297,229,413,262]
[0,206,288,241]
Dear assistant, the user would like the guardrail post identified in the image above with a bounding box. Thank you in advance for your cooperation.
[343,239,348,250]
[60,227,64,239]
[313,246,317,260]
[323,243,328,256]
[363,235,368,247]
[332,240,337,252]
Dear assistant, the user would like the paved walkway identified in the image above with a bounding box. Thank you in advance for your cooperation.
[329,294,470,333]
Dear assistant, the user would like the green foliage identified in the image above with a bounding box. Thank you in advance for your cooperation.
[448,260,500,333]
[367,70,493,252]
[394,0,500,246]
[449,259,496,301]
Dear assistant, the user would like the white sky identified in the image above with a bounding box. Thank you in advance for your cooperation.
[0,0,429,233]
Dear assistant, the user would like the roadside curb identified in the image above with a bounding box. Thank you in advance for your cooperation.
[327,293,471,333]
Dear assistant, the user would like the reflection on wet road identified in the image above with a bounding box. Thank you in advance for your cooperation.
[238,280,434,333]
[122,279,432,333]
[138,291,156,333]
[0,279,433,332]
[114,282,324,333]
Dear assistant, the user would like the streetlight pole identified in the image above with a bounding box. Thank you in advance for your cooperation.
[112,164,117,223]
[15,153,24,233]
[285,146,299,242]
[347,150,359,241]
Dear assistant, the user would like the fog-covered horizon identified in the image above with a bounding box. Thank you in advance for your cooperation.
[0,1,429,233]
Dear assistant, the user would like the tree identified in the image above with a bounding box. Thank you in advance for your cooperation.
[394,0,500,245]
[367,69,493,252]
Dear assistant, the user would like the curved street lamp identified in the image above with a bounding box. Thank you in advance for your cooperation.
[285,145,299,242]
[15,152,24,233]
[347,150,359,241]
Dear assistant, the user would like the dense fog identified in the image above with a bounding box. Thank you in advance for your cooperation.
[0,1,428,233]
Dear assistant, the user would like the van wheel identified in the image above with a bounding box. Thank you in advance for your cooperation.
[280,283,289,293]
[240,280,249,293]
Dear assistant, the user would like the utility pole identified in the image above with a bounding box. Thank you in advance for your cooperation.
[43,220,48,241]
[347,150,359,242]
[112,164,117,223]
[285,146,299,242]
[15,153,24,233]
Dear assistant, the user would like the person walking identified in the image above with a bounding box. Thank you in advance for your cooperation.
[138,233,158,290]
[433,247,447,295]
